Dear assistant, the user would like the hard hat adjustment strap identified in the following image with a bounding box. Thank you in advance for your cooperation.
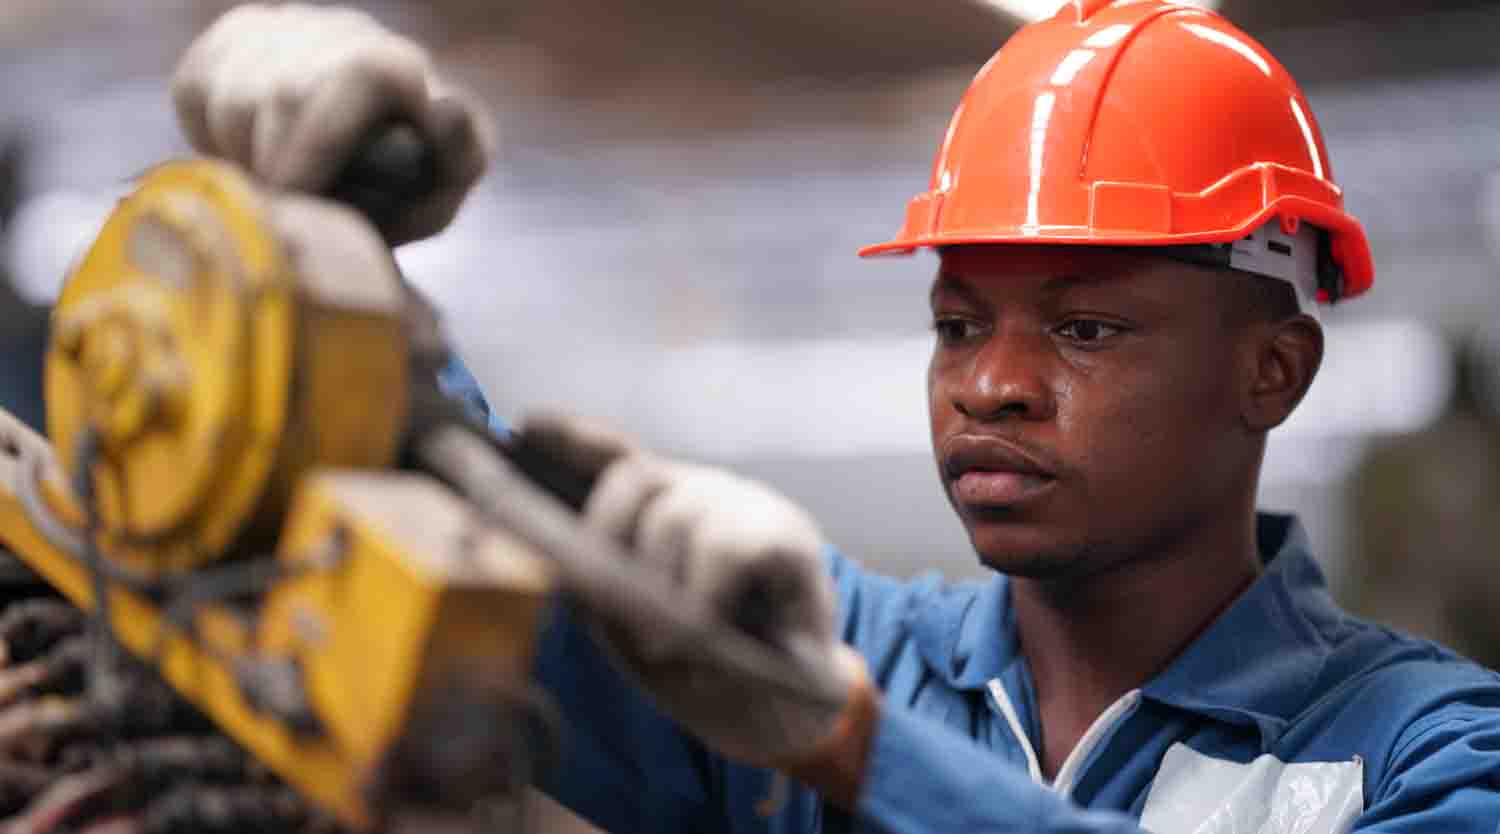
[1155,218,1339,316]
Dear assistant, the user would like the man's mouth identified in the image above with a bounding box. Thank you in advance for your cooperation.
[942,435,1059,510]
[952,470,1054,507]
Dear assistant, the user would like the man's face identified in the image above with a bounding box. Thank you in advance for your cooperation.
[928,245,1257,579]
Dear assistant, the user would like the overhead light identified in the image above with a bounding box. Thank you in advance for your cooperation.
[975,0,1220,24]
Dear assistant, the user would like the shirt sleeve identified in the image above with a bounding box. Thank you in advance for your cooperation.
[844,700,1148,834]
[1354,702,1500,831]
[436,352,510,437]
[531,600,724,834]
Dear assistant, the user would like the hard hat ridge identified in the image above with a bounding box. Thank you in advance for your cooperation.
[1065,0,1121,22]
[861,0,1375,302]
[1061,0,1169,24]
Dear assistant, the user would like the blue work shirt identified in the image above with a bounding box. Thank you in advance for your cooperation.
[441,358,1500,832]
[536,514,1500,833]
[436,353,510,437]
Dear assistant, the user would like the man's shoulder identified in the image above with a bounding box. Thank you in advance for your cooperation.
[1242,515,1500,738]
[1318,614,1499,695]
[1285,610,1500,770]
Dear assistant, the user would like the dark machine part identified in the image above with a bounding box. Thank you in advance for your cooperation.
[139,785,317,834]
[368,669,559,817]
[0,556,341,834]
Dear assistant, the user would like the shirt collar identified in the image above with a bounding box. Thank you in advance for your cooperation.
[910,513,1342,745]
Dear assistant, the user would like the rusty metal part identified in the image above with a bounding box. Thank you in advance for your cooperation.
[66,736,254,791]
[0,553,45,591]
[140,785,312,834]
[231,657,321,737]
[0,636,89,708]
[1,769,122,834]
[0,600,84,667]
[369,674,558,815]
[0,698,90,758]
[0,593,331,834]
[74,817,142,834]
[0,760,54,818]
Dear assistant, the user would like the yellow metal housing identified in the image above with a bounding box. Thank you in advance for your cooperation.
[0,414,554,828]
[0,158,553,828]
[45,159,409,573]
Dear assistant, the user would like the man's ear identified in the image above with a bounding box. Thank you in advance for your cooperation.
[1242,315,1323,431]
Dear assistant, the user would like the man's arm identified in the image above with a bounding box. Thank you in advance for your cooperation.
[532,599,723,833]
[858,708,1145,834]
[1355,703,1500,832]
[835,689,1500,834]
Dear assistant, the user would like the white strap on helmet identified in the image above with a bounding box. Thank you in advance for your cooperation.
[1228,218,1322,318]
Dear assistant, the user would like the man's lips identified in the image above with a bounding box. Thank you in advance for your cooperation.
[941,434,1059,509]
[952,470,1054,507]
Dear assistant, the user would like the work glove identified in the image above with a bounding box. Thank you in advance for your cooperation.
[171,3,494,245]
[520,415,879,803]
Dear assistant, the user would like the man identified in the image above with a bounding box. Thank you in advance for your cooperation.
[173,2,1500,832]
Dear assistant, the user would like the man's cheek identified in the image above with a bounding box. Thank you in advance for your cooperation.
[1066,386,1183,495]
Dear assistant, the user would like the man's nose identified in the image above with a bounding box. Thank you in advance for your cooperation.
[948,331,1056,422]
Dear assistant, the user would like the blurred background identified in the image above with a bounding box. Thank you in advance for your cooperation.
[1,0,1498,668]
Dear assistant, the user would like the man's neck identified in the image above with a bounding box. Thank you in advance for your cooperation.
[1010,514,1263,779]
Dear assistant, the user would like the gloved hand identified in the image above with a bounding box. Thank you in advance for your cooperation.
[520,414,879,804]
[172,3,494,245]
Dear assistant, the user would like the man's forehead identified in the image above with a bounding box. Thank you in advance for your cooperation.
[938,244,1147,275]
[932,245,1161,298]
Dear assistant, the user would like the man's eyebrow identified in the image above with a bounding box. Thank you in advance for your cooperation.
[929,272,986,307]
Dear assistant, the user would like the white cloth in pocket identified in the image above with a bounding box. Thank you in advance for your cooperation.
[1140,743,1363,834]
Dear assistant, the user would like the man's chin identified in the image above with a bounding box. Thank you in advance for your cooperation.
[966,519,1085,578]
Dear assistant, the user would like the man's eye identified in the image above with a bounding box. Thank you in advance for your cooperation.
[1054,319,1123,344]
[933,317,982,346]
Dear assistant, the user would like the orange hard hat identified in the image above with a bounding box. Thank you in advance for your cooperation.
[861,0,1374,302]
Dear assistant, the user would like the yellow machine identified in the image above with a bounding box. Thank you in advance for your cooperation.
[0,157,554,829]
[0,148,842,831]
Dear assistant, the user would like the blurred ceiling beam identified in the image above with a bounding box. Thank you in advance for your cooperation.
[4,0,1497,157]
[412,0,1500,91]
[412,0,1016,84]
[1222,0,1495,34]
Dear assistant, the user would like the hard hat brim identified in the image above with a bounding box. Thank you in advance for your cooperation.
[858,200,1374,301]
